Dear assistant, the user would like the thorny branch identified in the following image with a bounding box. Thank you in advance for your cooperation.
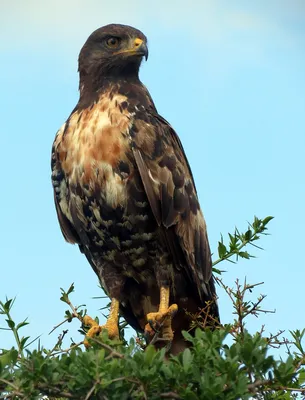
[248,379,305,395]
[49,298,84,335]
[215,277,275,339]
[2,216,305,398]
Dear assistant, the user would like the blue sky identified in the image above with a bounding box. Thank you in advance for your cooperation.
[1,1,305,353]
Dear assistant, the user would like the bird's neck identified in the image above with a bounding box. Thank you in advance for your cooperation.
[78,68,141,109]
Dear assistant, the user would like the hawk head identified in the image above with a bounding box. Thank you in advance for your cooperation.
[78,24,148,81]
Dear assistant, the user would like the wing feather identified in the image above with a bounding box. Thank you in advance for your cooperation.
[132,114,213,301]
[51,131,81,245]
[133,148,162,225]
[53,192,80,244]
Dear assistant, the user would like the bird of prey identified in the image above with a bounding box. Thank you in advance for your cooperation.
[51,24,219,353]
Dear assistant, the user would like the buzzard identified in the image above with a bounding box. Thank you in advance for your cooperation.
[51,24,219,353]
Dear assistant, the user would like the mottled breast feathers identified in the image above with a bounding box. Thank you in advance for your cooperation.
[52,90,134,246]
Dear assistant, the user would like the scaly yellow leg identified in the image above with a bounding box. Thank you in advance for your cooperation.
[145,286,178,341]
[83,298,120,347]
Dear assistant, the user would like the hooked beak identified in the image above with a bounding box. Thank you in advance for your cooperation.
[133,38,149,61]
[114,37,149,61]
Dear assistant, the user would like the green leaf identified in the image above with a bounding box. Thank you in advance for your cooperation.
[298,369,305,384]
[184,391,199,400]
[16,320,29,330]
[66,283,75,296]
[182,330,194,342]
[0,298,14,314]
[65,310,73,322]
[0,348,18,367]
[20,336,30,349]
[212,267,224,275]
[218,241,227,258]
[182,348,193,371]
[60,283,75,303]
[244,229,253,241]
[263,216,274,225]
[60,292,69,304]
[6,319,15,329]
[238,251,251,259]
[144,345,156,365]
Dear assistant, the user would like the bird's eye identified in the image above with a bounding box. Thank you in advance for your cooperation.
[106,37,120,48]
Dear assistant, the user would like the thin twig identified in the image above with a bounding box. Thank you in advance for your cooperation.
[248,379,270,392]
[85,383,97,400]
[0,378,23,397]
[47,329,68,354]
[37,383,76,398]
[49,317,76,335]
[275,386,305,393]
[49,302,84,336]
[160,392,181,399]
[294,352,305,372]
[49,341,83,357]
[248,379,305,394]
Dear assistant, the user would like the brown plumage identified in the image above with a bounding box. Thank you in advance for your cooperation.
[51,24,219,353]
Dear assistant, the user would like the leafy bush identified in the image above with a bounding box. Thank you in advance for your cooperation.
[1,217,305,399]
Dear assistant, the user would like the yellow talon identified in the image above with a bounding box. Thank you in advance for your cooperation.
[83,315,102,347]
[83,299,120,347]
[147,304,178,324]
[145,286,178,341]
